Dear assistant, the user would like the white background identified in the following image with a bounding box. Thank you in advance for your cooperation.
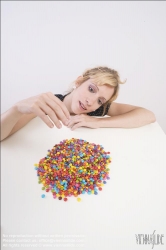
[1,1,166,133]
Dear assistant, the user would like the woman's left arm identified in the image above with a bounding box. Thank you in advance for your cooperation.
[67,102,156,130]
[99,102,156,128]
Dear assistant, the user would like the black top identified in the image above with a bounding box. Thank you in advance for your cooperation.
[54,94,111,116]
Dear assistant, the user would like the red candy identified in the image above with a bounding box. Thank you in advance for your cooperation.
[35,138,111,201]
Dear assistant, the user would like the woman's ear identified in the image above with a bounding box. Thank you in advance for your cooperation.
[75,76,83,87]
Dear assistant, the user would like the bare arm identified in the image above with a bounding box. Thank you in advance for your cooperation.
[1,107,25,141]
[67,102,156,130]
[8,113,37,137]
[98,102,156,128]
[1,92,71,141]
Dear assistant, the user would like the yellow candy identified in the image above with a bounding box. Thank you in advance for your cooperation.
[77,197,81,202]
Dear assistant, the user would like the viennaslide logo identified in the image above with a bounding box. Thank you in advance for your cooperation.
[135,230,164,249]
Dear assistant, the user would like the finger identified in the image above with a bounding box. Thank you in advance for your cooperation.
[31,105,55,128]
[67,116,82,128]
[71,122,84,130]
[43,96,70,126]
[67,120,78,128]
[35,97,68,126]
[46,93,71,119]
[40,103,63,129]
[32,104,62,129]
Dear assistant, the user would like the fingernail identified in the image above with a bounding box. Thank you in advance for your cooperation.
[65,120,70,126]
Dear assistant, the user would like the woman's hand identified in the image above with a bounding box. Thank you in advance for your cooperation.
[67,114,100,130]
[14,92,70,129]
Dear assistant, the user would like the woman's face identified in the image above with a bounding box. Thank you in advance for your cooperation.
[71,78,114,114]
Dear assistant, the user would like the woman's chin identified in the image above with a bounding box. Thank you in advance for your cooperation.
[70,108,79,115]
[71,106,82,115]
[72,110,82,115]
[71,109,86,115]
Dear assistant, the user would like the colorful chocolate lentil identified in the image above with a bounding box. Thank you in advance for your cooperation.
[34,138,111,201]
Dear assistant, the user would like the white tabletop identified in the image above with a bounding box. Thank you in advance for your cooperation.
[1,117,166,250]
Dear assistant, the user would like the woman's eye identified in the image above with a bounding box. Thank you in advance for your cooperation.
[89,86,94,92]
[98,99,103,105]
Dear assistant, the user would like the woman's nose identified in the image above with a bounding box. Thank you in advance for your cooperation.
[86,98,95,106]
[86,98,91,106]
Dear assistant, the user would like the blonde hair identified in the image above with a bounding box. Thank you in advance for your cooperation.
[66,66,126,115]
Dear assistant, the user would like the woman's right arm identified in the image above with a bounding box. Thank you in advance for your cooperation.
[1,92,71,141]
[1,108,37,141]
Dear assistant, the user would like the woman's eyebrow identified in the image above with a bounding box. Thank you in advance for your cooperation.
[92,82,99,91]
[91,83,107,102]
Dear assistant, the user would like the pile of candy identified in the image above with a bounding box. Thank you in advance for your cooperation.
[34,138,111,202]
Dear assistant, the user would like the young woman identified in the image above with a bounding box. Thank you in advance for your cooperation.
[1,66,156,141]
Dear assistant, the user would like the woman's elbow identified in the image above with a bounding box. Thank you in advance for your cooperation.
[140,108,156,124]
[149,110,156,123]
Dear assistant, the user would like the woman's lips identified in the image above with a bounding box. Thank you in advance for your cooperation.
[79,101,87,110]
